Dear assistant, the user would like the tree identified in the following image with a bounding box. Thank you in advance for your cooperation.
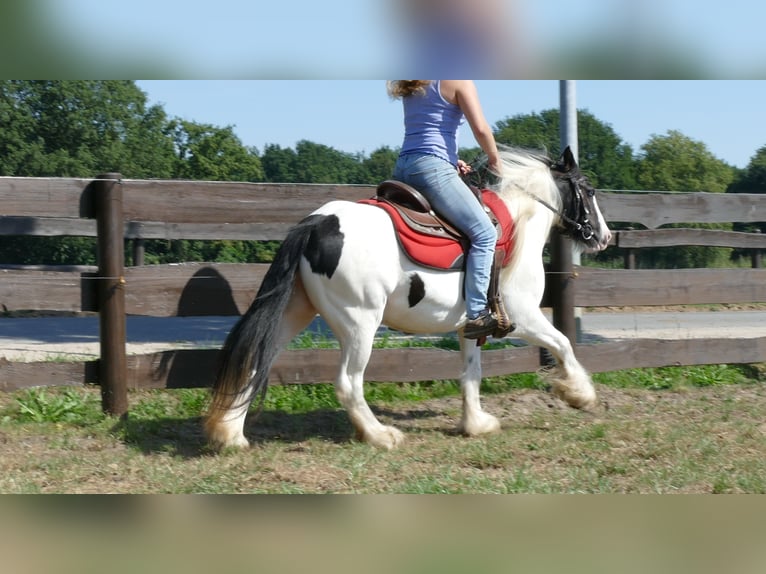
[261,144,298,182]
[141,120,266,264]
[0,80,178,265]
[493,108,637,189]
[170,120,263,181]
[636,130,734,193]
[727,145,766,260]
[0,80,176,178]
[360,146,399,184]
[635,131,737,268]
[493,108,561,164]
[261,140,375,184]
[292,140,367,184]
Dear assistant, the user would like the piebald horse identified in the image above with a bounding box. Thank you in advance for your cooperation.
[206,147,611,450]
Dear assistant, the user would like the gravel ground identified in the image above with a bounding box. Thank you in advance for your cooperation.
[1,308,764,362]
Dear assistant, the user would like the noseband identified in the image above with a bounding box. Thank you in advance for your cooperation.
[530,171,595,243]
[563,175,595,241]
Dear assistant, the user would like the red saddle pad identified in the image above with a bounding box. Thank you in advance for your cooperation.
[360,190,514,271]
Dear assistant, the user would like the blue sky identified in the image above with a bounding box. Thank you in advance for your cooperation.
[134,80,766,169]
[51,1,766,79]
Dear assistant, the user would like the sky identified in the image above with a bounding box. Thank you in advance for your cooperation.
[134,80,766,169]
[26,0,766,79]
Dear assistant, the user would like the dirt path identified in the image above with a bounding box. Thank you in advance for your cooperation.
[1,307,765,362]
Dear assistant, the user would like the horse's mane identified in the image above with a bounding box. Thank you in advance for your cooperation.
[490,146,562,274]
[492,146,561,212]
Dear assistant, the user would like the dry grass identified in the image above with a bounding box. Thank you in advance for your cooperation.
[1,380,765,494]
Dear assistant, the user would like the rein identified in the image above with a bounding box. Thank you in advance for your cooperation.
[462,156,594,242]
[527,173,594,242]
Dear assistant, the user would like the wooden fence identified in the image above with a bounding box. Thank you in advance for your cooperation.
[1,175,765,415]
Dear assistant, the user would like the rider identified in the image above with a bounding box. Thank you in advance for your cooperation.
[388,80,501,339]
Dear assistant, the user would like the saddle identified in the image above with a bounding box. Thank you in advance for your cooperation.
[360,180,515,339]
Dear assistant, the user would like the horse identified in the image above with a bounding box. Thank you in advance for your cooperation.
[205,146,612,450]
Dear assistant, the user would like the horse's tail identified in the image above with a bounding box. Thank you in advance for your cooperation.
[205,215,319,437]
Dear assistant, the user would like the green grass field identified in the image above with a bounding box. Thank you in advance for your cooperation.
[1,363,764,493]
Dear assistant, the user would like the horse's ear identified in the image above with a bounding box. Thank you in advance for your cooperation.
[560,146,578,171]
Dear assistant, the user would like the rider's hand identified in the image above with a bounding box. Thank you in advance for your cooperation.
[457,160,473,176]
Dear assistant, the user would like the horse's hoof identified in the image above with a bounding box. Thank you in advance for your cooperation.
[206,427,250,451]
[553,386,598,412]
[361,425,405,450]
[460,411,501,437]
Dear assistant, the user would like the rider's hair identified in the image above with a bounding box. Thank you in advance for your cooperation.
[386,80,432,99]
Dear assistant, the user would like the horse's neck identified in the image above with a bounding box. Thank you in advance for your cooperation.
[500,194,557,274]
[505,193,556,239]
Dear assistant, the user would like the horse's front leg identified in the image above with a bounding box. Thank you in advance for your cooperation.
[457,335,501,437]
[512,307,598,410]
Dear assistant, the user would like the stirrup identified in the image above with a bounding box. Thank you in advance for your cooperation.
[463,310,499,340]
[490,295,515,339]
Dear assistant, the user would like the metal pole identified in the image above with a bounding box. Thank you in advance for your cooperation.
[558,80,580,345]
[542,81,579,366]
[560,81,579,161]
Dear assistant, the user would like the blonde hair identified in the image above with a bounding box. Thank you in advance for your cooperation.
[386,80,432,99]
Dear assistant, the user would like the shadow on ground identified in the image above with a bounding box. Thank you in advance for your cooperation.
[115,405,447,458]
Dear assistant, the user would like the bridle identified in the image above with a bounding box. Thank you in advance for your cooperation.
[534,170,595,243]
[463,157,596,243]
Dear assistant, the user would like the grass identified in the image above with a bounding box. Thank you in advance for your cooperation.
[12,388,102,424]
[0,363,764,493]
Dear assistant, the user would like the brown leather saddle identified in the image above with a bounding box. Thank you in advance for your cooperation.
[376,180,467,243]
[375,180,514,339]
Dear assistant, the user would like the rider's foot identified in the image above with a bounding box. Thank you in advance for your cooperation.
[463,309,499,339]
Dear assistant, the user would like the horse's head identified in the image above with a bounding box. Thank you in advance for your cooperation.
[550,146,612,252]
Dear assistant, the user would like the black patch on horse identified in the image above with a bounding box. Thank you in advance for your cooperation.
[408,273,425,307]
[303,214,344,279]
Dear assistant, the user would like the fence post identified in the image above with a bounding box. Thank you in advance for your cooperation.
[95,173,128,416]
[132,238,145,266]
[550,230,576,343]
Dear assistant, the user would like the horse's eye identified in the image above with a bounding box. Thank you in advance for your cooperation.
[587,189,595,198]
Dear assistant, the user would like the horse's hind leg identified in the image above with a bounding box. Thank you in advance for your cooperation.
[457,336,501,437]
[207,277,317,449]
[331,318,405,450]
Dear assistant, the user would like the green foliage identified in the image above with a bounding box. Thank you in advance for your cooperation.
[139,239,280,265]
[12,388,101,424]
[264,385,339,414]
[636,130,735,192]
[0,82,761,270]
[260,143,297,182]
[0,236,97,266]
[494,108,637,189]
[729,145,766,242]
[592,364,753,390]
[634,130,737,268]
[129,389,209,420]
[0,80,176,178]
[261,140,395,184]
[494,108,561,155]
[361,146,399,183]
[169,120,263,181]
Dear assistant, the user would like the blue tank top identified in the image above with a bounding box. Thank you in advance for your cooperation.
[399,81,465,166]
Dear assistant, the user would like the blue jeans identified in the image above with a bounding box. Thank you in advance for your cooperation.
[394,153,496,318]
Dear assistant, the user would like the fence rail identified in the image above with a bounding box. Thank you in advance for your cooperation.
[1,175,765,412]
